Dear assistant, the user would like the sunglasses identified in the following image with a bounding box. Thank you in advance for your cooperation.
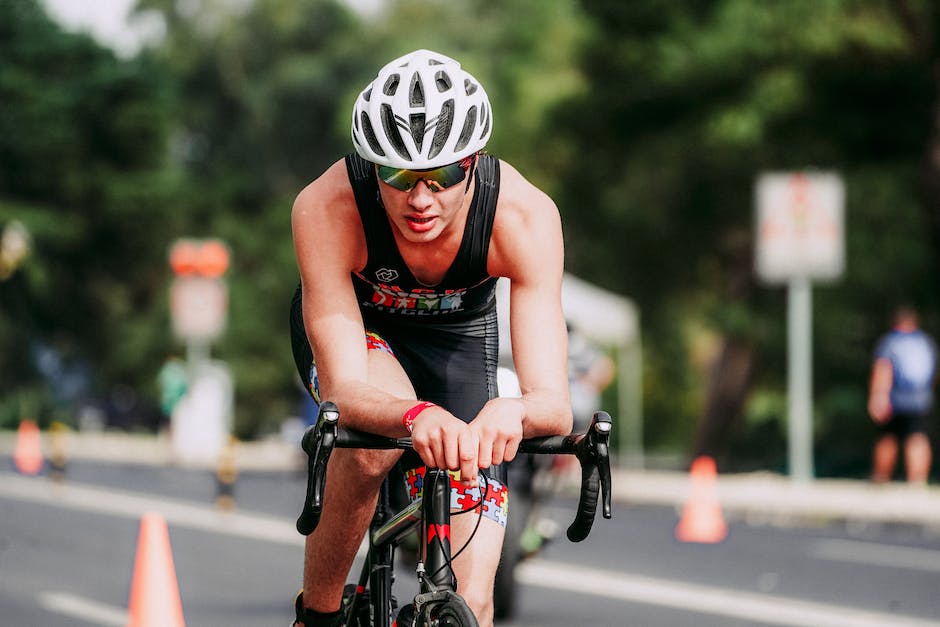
[376,155,476,192]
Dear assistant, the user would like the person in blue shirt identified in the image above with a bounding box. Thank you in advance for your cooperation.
[868,306,938,484]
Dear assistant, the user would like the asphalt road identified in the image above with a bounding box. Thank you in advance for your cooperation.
[2,459,940,626]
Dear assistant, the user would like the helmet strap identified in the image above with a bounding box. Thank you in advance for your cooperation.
[464,154,479,194]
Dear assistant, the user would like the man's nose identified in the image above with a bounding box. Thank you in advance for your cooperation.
[408,180,434,209]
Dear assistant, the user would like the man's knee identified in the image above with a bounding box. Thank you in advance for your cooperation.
[334,447,400,483]
[458,577,500,627]
[458,584,494,625]
[905,432,932,464]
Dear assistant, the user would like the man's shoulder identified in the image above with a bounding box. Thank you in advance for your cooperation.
[878,329,939,354]
[292,157,366,272]
[488,159,563,281]
[293,158,357,215]
[493,159,558,222]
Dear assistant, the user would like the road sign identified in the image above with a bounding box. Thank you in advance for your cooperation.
[168,238,231,342]
[170,276,228,342]
[755,171,846,483]
[755,172,845,283]
[170,238,230,277]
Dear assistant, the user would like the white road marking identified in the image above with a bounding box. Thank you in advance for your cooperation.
[0,471,303,547]
[37,591,126,626]
[5,472,939,626]
[812,538,940,573]
[517,560,940,627]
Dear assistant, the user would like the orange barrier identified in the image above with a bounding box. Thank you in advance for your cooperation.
[675,456,728,544]
[127,512,186,627]
[13,419,43,476]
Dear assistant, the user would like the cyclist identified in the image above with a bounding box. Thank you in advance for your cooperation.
[288,49,571,627]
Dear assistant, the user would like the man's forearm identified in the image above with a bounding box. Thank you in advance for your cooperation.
[520,390,573,436]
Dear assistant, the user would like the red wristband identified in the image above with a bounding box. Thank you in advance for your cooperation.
[403,401,435,433]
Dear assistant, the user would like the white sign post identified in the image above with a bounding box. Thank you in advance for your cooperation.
[168,238,233,466]
[755,172,845,483]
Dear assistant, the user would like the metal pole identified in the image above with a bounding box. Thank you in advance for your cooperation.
[787,276,814,482]
[617,341,644,469]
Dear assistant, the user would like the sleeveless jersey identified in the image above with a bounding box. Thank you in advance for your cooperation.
[345,152,500,327]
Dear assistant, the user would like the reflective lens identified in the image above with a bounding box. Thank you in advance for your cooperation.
[376,156,474,192]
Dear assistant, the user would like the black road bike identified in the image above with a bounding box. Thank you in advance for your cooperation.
[296,402,613,627]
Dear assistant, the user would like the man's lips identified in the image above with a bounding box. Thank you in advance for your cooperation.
[405,215,436,232]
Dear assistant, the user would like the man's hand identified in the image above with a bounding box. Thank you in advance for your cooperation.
[470,397,525,469]
[410,407,480,487]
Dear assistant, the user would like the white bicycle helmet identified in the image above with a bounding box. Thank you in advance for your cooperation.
[351,49,492,169]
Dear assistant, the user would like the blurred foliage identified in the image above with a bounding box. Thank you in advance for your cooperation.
[0,0,176,429]
[543,0,940,473]
[3,0,940,475]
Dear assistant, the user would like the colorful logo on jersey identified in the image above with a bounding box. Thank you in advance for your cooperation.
[363,280,468,316]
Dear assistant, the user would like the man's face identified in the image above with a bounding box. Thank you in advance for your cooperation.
[375,157,476,243]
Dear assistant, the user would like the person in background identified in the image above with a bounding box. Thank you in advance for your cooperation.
[868,306,938,484]
[567,321,615,430]
[157,354,188,420]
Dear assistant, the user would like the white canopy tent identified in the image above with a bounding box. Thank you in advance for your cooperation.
[496,274,643,467]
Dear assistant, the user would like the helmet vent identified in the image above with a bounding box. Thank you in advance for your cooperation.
[434,71,452,93]
[360,112,385,157]
[464,79,478,96]
[383,74,400,96]
[455,106,477,152]
[410,113,426,151]
[428,99,454,161]
[410,74,424,107]
[381,104,411,161]
[362,88,372,103]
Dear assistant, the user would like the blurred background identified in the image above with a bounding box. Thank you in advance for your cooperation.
[3,0,940,480]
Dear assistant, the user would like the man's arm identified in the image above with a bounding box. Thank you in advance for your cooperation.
[476,161,572,466]
[867,357,893,423]
[292,161,421,435]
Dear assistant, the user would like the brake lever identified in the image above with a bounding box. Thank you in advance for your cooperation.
[593,412,613,519]
[296,401,340,535]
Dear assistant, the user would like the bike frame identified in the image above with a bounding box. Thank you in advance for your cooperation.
[296,401,612,627]
[346,467,456,627]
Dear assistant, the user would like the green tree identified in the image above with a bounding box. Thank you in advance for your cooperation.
[548,0,940,473]
[0,0,175,427]
[135,0,374,434]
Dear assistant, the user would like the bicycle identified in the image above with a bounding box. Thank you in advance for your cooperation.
[296,401,613,627]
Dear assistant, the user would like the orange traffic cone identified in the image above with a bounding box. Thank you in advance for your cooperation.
[127,513,186,627]
[13,419,44,475]
[675,456,728,543]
